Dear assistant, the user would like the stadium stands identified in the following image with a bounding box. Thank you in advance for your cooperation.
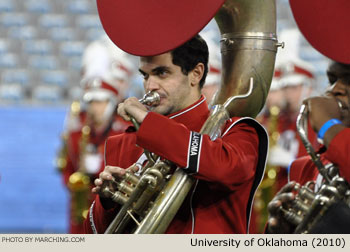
[0,0,101,105]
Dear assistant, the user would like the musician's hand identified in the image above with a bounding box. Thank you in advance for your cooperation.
[303,96,347,146]
[266,181,297,234]
[92,164,139,197]
[117,97,148,124]
[303,96,342,133]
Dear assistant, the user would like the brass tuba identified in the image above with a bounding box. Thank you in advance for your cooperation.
[103,0,280,234]
[55,101,82,173]
[279,104,350,233]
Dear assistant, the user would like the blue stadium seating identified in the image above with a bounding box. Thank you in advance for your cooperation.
[0,83,24,101]
[76,15,102,29]
[0,39,9,54]
[66,0,92,14]
[2,69,31,86]
[0,0,15,12]
[41,71,68,87]
[24,40,53,55]
[8,26,38,40]
[39,14,68,29]
[32,85,63,103]
[0,53,18,68]
[25,0,52,14]
[1,13,28,27]
[49,28,77,42]
[85,28,104,41]
[60,41,86,57]
[28,56,59,70]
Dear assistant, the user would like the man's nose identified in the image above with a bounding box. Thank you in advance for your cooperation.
[145,76,160,91]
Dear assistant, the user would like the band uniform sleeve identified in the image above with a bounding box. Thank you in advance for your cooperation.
[83,196,119,234]
[288,156,320,185]
[136,112,259,189]
[324,128,350,182]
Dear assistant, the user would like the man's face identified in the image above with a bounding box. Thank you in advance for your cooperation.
[283,84,311,114]
[266,89,285,109]
[87,100,109,126]
[326,80,350,127]
[325,62,350,126]
[139,53,194,115]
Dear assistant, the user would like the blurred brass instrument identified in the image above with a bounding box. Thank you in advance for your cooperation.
[103,0,280,234]
[279,104,350,233]
[67,124,91,224]
[55,101,82,173]
[254,105,280,232]
[55,133,68,173]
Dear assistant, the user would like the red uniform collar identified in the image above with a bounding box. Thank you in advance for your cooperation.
[167,95,209,131]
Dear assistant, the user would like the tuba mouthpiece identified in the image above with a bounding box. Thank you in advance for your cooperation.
[139,91,160,107]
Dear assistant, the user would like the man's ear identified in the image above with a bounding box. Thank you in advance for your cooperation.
[190,63,205,87]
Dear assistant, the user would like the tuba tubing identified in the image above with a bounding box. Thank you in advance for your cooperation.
[214,0,281,118]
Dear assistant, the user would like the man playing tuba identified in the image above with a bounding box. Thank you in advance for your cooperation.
[84,34,268,234]
[267,0,350,234]
[83,0,280,234]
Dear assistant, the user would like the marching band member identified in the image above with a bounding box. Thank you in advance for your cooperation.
[84,0,281,234]
[85,34,269,234]
[271,56,317,190]
[61,35,135,233]
[267,0,350,234]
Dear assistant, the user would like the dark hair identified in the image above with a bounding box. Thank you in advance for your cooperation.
[170,35,209,89]
[327,61,350,85]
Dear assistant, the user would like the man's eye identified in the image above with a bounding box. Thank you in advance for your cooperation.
[327,73,337,85]
[158,71,168,77]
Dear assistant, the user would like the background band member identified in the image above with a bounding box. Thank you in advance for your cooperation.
[60,35,135,233]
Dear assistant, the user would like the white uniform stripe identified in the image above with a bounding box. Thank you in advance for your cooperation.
[169,97,206,119]
[196,137,203,174]
[185,131,193,169]
[89,201,98,234]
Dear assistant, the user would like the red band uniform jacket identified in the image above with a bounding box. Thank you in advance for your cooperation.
[289,128,350,185]
[63,116,129,233]
[84,96,268,234]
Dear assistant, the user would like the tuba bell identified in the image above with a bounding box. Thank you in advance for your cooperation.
[101,0,281,233]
